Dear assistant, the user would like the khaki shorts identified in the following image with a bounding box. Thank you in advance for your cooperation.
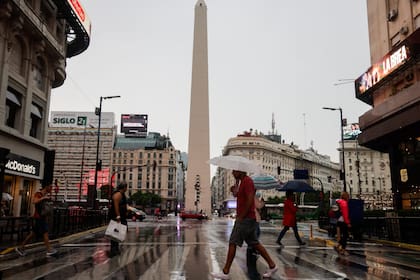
[229,218,259,247]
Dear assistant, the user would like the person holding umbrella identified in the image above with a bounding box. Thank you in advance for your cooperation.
[210,170,277,279]
[276,190,306,247]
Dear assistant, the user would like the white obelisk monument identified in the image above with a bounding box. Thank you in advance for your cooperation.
[185,0,211,214]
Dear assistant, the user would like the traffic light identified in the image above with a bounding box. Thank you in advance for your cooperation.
[327,176,332,183]
[277,165,281,175]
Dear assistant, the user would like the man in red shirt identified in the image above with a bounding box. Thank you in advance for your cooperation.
[211,170,277,279]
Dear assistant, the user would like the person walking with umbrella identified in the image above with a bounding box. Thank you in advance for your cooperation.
[210,170,277,279]
[276,190,306,247]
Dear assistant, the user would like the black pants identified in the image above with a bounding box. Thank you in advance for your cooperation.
[337,221,349,249]
[277,225,303,244]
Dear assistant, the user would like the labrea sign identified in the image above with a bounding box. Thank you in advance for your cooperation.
[355,45,410,103]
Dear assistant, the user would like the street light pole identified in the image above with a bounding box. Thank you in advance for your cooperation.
[322,107,347,192]
[92,95,120,209]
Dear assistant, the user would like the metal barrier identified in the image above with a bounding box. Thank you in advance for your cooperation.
[49,207,108,240]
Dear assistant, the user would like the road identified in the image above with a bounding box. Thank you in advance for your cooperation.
[1,216,419,279]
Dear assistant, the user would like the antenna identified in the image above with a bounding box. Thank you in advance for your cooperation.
[303,113,307,148]
[271,113,275,135]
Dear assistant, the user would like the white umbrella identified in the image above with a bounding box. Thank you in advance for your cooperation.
[2,192,13,201]
[208,155,261,174]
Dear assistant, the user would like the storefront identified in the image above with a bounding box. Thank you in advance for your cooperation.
[356,30,420,210]
[0,145,43,217]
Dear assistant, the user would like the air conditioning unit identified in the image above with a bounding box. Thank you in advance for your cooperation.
[400,26,409,35]
[388,9,398,21]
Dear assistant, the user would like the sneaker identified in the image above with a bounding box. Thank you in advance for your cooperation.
[15,247,26,256]
[276,240,283,247]
[46,249,58,256]
[210,271,230,279]
[299,242,306,246]
[262,265,278,278]
[340,249,350,256]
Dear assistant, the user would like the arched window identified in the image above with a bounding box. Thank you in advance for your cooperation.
[9,36,25,76]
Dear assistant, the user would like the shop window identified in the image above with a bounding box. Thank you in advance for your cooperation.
[30,103,43,139]
[5,87,22,129]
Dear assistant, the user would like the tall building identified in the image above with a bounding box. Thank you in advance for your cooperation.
[0,0,90,216]
[343,139,392,209]
[112,133,178,212]
[185,0,211,214]
[212,130,341,209]
[356,1,420,209]
[47,111,116,201]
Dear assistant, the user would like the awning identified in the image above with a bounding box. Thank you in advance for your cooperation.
[31,104,42,118]
[6,90,21,106]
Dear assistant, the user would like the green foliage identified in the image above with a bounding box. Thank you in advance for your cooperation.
[266,196,283,204]
[130,191,161,207]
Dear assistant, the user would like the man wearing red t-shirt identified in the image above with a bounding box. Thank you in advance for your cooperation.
[211,170,277,279]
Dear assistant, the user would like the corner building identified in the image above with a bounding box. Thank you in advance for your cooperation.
[0,0,90,215]
[356,1,420,209]
[112,133,179,213]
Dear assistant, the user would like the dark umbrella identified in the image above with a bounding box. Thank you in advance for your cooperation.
[277,180,315,192]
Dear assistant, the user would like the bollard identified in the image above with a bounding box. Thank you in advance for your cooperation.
[310,224,313,239]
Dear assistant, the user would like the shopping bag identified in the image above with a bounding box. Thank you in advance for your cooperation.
[105,220,127,242]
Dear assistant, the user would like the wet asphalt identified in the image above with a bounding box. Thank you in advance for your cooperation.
[1,216,420,279]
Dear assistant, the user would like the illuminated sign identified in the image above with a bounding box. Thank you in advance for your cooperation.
[5,153,40,176]
[67,0,91,37]
[343,123,362,140]
[355,45,411,103]
[121,114,148,136]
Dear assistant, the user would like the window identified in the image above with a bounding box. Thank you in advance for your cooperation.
[5,88,21,129]
[33,57,46,90]
[30,103,43,138]
[9,36,25,76]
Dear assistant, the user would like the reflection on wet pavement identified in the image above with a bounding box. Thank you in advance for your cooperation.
[1,217,420,279]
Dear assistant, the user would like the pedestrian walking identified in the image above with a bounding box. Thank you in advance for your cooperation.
[15,184,57,257]
[334,191,351,256]
[328,205,339,237]
[275,190,306,247]
[211,170,277,279]
[109,181,128,256]
[246,192,266,279]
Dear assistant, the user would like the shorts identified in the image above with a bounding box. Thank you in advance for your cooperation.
[33,218,48,238]
[229,218,259,247]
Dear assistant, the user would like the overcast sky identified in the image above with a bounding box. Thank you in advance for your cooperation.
[50,0,372,165]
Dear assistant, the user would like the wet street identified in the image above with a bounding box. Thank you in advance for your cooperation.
[1,216,420,279]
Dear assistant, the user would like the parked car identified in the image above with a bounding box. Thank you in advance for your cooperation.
[180,211,207,221]
[127,206,146,221]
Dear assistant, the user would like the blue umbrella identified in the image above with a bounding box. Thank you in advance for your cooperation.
[250,175,281,190]
[277,180,315,192]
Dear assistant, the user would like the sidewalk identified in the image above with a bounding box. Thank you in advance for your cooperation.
[0,225,107,261]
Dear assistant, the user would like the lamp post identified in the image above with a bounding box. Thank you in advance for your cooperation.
[322,107,347,192]
[92,95,120,209]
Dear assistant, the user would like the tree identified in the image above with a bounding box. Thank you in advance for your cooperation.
[130,191,161,208]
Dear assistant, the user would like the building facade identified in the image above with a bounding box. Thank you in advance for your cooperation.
[343,139,392,210]
[212,131,341,209]
[112,133,179,213]
[47,111,115,201]
[356,1,420,209]
[0,0,90,216]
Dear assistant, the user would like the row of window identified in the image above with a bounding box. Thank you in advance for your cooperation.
[113,151,174,160]
[5,87,43,139]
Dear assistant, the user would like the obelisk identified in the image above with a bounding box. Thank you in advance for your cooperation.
[185,0,211,214]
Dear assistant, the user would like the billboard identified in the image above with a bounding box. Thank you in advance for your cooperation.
[343,123,362,140]
[121,114,148,136]
[50,111,115,128]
